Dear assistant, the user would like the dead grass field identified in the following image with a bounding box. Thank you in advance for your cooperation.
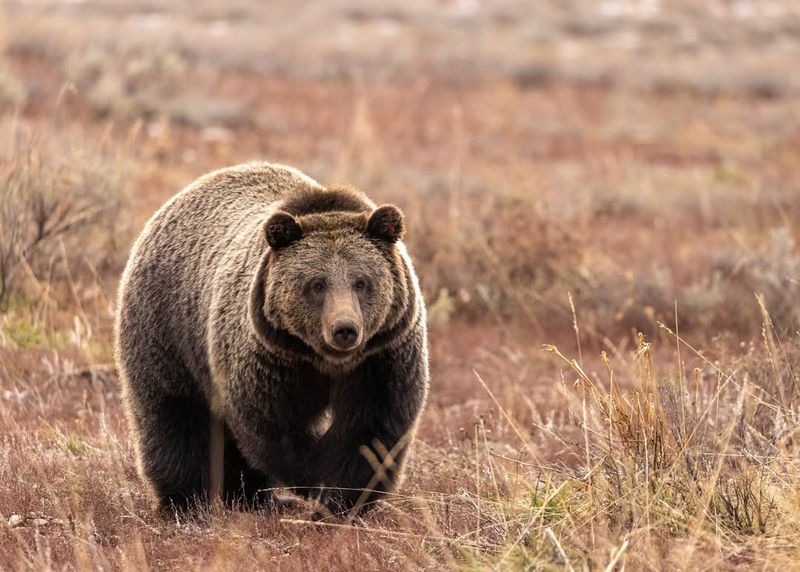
[1,1,800,570]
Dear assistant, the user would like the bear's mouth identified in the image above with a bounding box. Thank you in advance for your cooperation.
[320,342,363,362]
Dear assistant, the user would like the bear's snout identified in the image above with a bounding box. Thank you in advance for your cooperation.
[330,320,361,350]
[322,289,364,352]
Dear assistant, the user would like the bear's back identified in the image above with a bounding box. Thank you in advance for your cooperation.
[116,162,323,395]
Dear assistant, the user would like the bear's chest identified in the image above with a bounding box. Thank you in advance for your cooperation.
[287,364,332,426]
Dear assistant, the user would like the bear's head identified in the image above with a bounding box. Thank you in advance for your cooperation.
[250,187,413,372]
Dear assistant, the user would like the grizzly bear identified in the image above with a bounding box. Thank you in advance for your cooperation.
[114,162,428,515]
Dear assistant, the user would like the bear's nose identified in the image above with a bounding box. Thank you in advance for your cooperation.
[331,321,360,349]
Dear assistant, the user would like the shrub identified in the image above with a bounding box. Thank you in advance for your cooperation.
[0,139,122,308]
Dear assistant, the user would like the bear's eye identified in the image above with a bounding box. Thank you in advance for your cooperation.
[310,279,326,293]
[354,279,367,291]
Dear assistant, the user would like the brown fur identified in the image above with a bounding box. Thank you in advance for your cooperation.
[114,162,429,515]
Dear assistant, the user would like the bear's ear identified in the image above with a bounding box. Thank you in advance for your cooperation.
[367,204,404,243]
[265,211,303,250]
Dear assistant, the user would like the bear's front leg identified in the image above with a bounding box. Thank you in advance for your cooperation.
[128,392,214,511]
[222,363,325,492]
[307,334,428,516]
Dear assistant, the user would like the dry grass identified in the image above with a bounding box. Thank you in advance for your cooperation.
[1,0,800,569]
[3,300,799,569]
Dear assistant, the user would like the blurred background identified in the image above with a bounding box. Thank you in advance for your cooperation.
[3,0,799,342]
[1,1,800,568]
[3,0,800,340]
